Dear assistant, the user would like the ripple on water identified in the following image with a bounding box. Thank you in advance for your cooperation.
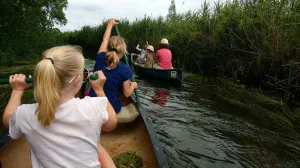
[83,61,300,168]
[138,78,300,168]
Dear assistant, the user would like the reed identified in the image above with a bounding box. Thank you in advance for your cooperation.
[64,0,300,103]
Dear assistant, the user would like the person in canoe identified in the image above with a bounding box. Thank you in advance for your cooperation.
[135,42,147,66]
[88,18,138,114]
[136,42,155,68]
[2,46,117,167]
[154,38,173,69]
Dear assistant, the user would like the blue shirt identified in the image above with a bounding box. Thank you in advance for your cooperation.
[88,52,133,113]
[137,49,146,63]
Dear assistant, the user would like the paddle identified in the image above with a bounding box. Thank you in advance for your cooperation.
[0,74,99,84]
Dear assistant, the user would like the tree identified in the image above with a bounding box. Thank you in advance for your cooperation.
[0,0,68,64]
[167,0,177,21]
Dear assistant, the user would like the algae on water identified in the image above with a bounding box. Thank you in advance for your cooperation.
[113,152,143,168]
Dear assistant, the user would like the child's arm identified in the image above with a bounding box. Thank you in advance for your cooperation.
[94,89,117,132]
[3,74,32,128]
[97,19,118,54]
[123,80,138,97]
[140,55,146,61]
[90,71,117,132]
[136,44,141,52]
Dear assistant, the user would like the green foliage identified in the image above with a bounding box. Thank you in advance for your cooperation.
[0,0,67,66]
[65,0,300,103]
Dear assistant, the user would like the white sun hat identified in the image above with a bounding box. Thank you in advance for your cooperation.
[160,38,169,45]
[146,45,154,52]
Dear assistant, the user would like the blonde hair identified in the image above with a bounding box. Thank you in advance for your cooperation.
[105,36,126,70]
[34,46,84,126]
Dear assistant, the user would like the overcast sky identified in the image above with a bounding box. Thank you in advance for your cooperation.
[56,0,219,32]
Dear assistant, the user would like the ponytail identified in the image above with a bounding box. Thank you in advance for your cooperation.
[34,59,61,126]
[33,45,84,127]
[104,51,120,70]
[104,36,126,70]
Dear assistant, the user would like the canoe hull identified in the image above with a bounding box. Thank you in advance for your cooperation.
[133,64,182,85]
[0,80,169,168]
[0,116,159,168]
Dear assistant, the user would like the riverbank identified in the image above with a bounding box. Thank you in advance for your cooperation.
[184,73,300,137]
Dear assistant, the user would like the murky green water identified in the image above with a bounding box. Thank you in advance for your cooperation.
[136,75,300,168]
[1,60,300,168]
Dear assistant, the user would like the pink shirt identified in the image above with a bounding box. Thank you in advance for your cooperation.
[156,48,173,69]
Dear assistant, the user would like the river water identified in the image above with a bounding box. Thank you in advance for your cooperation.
[1,60,300,168]
[135,75,300,168]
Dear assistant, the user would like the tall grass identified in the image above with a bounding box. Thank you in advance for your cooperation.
[64,0,300,103]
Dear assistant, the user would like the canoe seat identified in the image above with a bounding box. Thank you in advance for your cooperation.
[117,103,140,123]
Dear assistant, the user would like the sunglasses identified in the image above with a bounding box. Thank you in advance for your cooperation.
[69,68,91,84]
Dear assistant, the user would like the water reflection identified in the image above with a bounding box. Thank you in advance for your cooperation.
[152,88,169,106]
[137,76,300,168]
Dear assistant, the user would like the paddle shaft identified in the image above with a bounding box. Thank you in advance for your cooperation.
[0,74,99,84]
[114,23,139,101]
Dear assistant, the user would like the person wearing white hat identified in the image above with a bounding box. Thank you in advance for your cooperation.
[154,38,173,69]
[144,45,155,68]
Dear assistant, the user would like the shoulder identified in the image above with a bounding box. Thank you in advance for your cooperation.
[9,103,37,138]
[156,49,162,55]
[96,52,107,60]
[118,62,131,70]
[98,52,107,57]
[15,104,38,117]
[117,62,133,80]
[80,96,107,104]
[80,97,108,123]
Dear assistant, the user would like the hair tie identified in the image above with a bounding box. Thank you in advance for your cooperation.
[110,48,118,52]
[45,58,54,64]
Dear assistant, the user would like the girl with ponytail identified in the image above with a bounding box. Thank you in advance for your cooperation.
[89,18,138,113]
[3,46,117,167]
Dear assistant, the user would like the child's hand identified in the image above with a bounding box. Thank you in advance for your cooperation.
[107,18,118,27]
[136,44,140,48]
[89,71,106,91]
[146,41,149,46]
[132,82,138,89]
[9,74,32,92]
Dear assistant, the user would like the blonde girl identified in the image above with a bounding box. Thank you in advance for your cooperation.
[3,46,117,167]
[88,18,138,113]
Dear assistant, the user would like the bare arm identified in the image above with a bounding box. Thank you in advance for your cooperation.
[123,80,138,97]
[95,89,117,132]
[3,74,31,128]
[89,71,117,132]
[98,19,118,54]
[3,91,23,128]
[136,44,141,52]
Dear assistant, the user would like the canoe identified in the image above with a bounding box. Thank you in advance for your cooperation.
[0,85,169,168]
[130,54,183,85]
